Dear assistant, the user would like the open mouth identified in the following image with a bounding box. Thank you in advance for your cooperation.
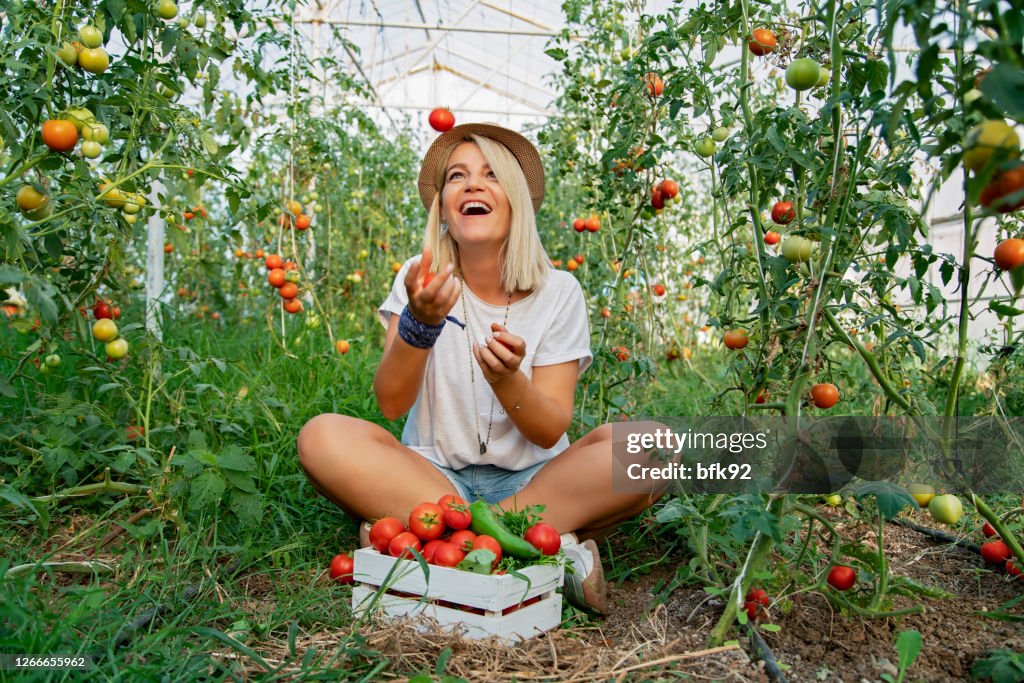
[460,201,492,216]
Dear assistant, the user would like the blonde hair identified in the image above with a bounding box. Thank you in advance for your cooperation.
[425,135,549,293]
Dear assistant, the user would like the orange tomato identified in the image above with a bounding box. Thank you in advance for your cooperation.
[748,28,777,56]
[723,329,749,350]
[336,339,350,354]
[265,254,284,270]
[294,214,311,230]
[994,238,1024,271]
[279,282,298,299]
[164,243,173,254]
[644,72,664,97]
[268,268,286,288]
[283,298,302,313]
[810,383,840,409]
[584,215,600,232]
[41,120,78,152]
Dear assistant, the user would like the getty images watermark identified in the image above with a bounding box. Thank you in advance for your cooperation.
[610,416,1024,496]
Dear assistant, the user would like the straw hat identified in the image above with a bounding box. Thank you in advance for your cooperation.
[417,123,545,214]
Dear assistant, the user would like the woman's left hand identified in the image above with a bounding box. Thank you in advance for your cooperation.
[473,323,525,385]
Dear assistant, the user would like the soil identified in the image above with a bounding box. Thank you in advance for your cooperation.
[597,509,1024,683]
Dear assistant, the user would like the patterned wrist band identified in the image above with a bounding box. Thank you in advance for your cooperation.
[398,305,446,349]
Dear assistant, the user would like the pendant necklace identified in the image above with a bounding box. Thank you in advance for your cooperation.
[461,289,511,455]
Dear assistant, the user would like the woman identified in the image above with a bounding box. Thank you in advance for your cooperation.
[297,123,658,613]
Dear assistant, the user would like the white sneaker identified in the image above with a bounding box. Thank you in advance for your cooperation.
[560,533,607,614]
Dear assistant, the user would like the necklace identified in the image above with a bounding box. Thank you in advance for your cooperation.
[460,289,511,455]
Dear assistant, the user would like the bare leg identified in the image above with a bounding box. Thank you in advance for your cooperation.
[297,413,457,521]
[499,423,663,540]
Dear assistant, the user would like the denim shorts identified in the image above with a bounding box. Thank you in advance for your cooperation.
[429,460,548,504]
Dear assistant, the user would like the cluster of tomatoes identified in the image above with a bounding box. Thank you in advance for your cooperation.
[980,522,1021,579]
[571,215,602,233]
[743,587,771,620]
[278,200,313,231]
[264,253,303,314]
[650,178,679,212]
[87,299,129,360]
[56,24,111,75]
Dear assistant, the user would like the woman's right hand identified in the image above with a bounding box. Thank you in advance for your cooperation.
[405,246,460,326]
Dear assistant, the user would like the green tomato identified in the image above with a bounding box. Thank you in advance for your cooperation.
[78,47,110,74]
[928,494,963,525]
[82,122,109,143]
[156,0,179,20]
[57,42,79,67]
[105,337,129,360]
[711,126,729,143]
[694,137,716,158]
[824,494,842,507]
[194,12,207,28]
[81,140,102,158]
[44,353,62,368]
[122,212,138,225]
[786,58,821,91]
[78,25,103,48]
[782,236,814,263]
[815,66,832,88]
[65,107,96,132]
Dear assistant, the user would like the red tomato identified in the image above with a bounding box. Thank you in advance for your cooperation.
[421,539,445,563]
[982,522,997,538]
[743,600,758,620]
[811,383,840,409]
[652,283,666,297]
[438,495,471,530]
[994,238,1024,271]
[572,218,585,232]
[265,254,284,270]
[433,542,466,568]
[746,588,770,606]
[409,502,446,541]
[428,107,455,132]
[723,329,749,350]
[771,201,796,225]
[651,187,665,210]
[659,179,679,199]
[1007,560,1022,578]
[93,301,112,319]
[471,535,502,565]
[748,28,777,56]
[764,230,781,245]
[980,540,1011,565]
[448,529,477,553]
[328,553,354,584]
[388,531,422,559]
[827,565,856,591]
[369,517,405,553]
[524,523,561,556]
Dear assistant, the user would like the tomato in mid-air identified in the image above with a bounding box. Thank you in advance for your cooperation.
[827,565,856,591]
[328,553,354,584]
[409,502,446,541]
[524,523,561,556]
[723,329,749,350]
[41,120,78,152]
[428,107,455,132]
[810,383,839,409]
[369,517,405,553]
[786,58,821,91]
[748,28,777,56]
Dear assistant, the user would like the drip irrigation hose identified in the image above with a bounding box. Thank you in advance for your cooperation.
[748,625,787,683]
[890,518,981,555]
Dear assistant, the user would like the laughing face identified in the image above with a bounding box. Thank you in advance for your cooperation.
[440,142,512,247]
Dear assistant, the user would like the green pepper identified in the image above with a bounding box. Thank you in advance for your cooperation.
[468,500,540,560]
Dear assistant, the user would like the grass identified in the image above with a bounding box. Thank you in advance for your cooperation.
[1,307,1019,681]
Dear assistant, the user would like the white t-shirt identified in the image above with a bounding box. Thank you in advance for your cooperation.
[378,257,592,471]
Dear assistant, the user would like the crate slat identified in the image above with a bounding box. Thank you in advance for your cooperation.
[353,548,563,612]
[351,584,563,644]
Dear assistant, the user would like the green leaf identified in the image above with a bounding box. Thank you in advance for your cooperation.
[222,469,257,493]
[853,482,915,520]
[990,300,1024,318]
[544,48,567,61]
[971,649,1024,683]
[0,265,25,284]
[981,63,1024,120]
[457,549,496,575]
[894,629,922,677]
[189,470,226,510]
[217,445,255,472]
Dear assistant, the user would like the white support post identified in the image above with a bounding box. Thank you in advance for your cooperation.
[145,180,166,342]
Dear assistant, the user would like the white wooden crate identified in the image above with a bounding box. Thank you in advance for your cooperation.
[350,548,564,644]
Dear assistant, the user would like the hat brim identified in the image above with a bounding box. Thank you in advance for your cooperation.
[418,123,545,214]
